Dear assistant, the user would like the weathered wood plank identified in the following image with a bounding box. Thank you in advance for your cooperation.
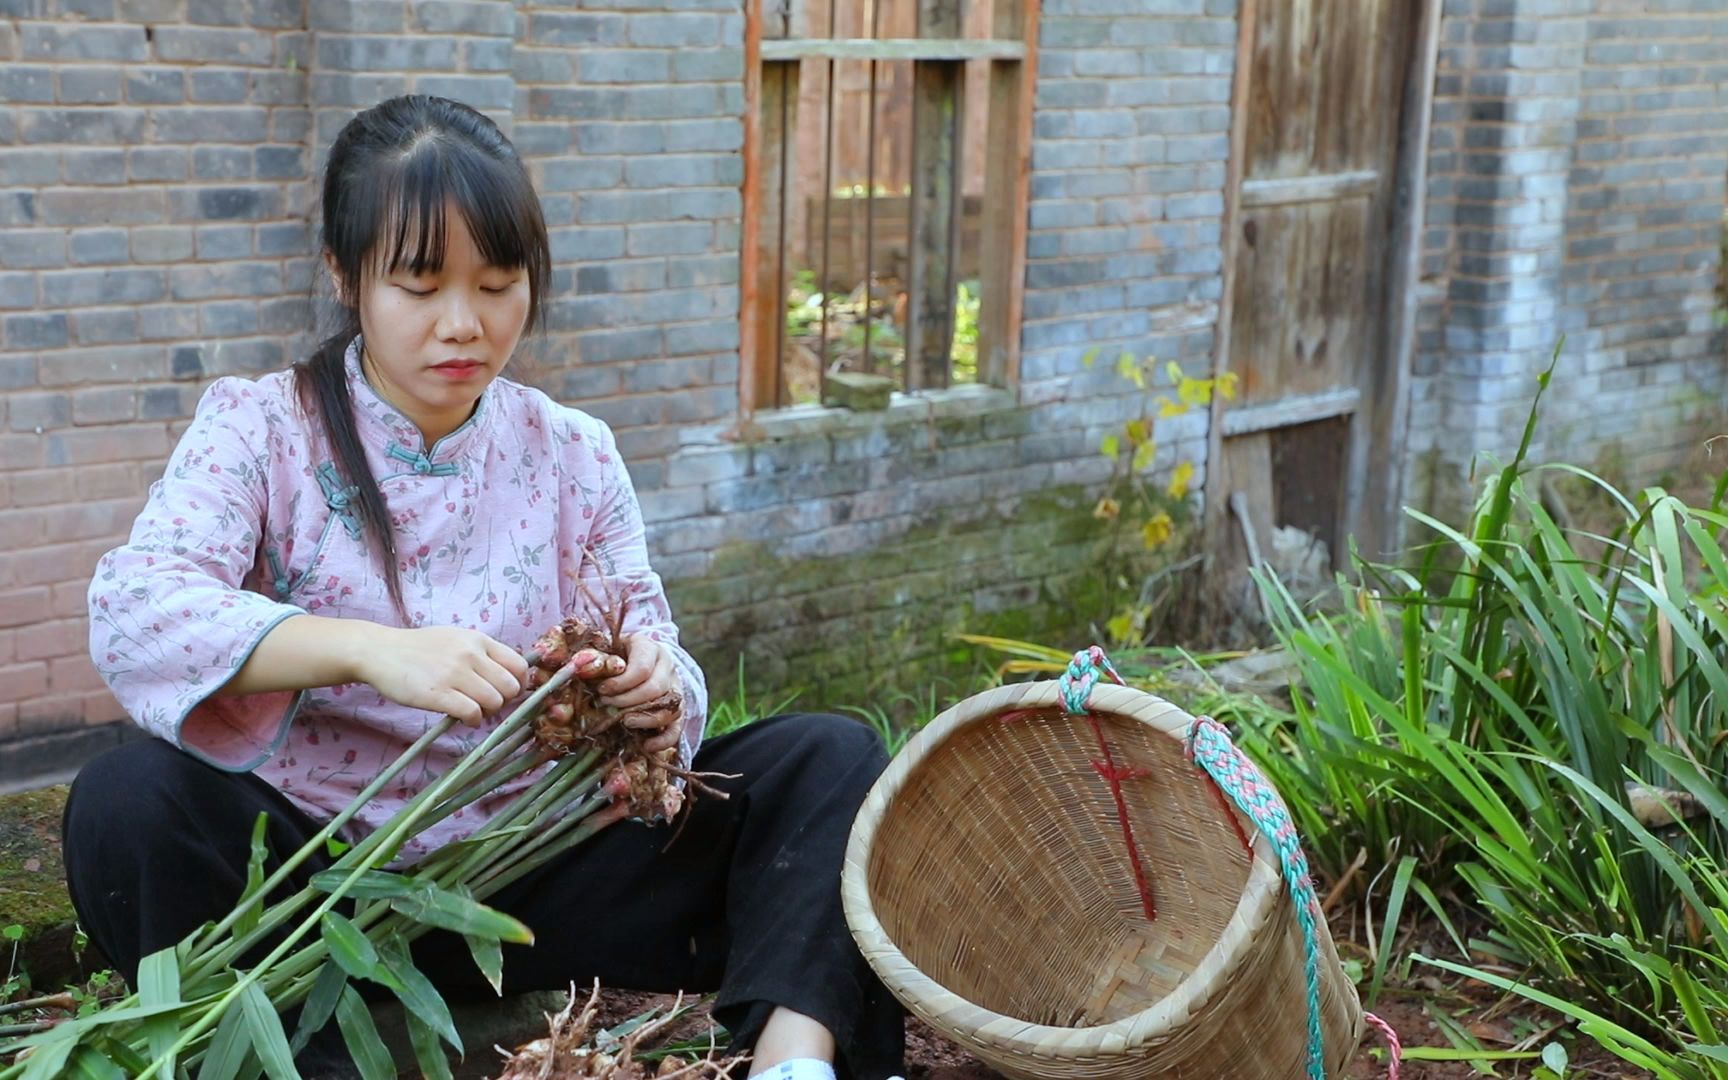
[737,0,770,425]
[762,38,1026,62]
[977,0,1036,389]
[1221,387,1359,436]
[1239,169,1379,207]
[747,59,799,411]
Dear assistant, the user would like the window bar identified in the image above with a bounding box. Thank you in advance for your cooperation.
[860,0,881,377]
[818,0,838,402]
[773,60,792,409]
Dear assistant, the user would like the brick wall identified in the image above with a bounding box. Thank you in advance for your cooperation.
[1409,0,1728,518]
[0,0,314,770]
[0,0,1239,783]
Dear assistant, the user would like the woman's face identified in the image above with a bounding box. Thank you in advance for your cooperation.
[332,199,533,445]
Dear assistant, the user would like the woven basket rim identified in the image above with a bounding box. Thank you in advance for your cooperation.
[842,679,1285,1058]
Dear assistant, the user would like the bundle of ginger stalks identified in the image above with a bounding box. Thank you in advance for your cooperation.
[0,576,738,1080]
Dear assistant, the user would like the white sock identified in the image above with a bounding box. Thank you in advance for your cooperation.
[747,1059,837,1080]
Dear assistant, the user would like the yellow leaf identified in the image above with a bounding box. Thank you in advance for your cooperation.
[1165,361,1184,386]
[1178,378,1212,407]
[1167,460,1195,500]
[1100,434,1120,459]
[1131,439,1157,473]
[1106,612,1136,643]
[1124,417,1151,446]
[1156,396,1187,419]
[1116,353,1145,389]
[1217,371,1240,400]
[1092,496,1121,521]
[1141,512,1173,550]
[1081,347,1101,369]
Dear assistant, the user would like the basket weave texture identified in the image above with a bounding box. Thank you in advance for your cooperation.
[842,679,1363,1080]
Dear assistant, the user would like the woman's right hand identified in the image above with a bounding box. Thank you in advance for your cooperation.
[355,625,530,725]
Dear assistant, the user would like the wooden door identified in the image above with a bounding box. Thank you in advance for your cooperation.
[1215,0,1431,570]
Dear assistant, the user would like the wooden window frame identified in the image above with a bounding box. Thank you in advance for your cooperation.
[737,0,1039,420]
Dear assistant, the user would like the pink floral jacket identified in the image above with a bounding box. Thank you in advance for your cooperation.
[88,335,708,864]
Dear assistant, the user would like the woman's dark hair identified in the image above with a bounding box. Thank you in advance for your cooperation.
[295,95,550,621]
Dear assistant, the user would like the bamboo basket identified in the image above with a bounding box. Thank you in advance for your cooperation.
[841,663,1364,1080]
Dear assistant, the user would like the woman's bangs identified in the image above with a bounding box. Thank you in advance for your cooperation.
[368,150,537,278]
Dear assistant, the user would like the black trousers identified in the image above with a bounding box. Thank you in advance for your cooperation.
[61,713,906,1079]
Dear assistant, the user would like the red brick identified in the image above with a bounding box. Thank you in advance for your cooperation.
[0,587,48,628]
[49,655,104,693]
[5,547,83,588]
[0,433,44,471]
[44,423,170,466]
[16,617,82,663]
[82,690,122,725]
[18,692,83,734]
[49,581,86,618]
[0,661,48,700]
[0,629,13,663]
[7,469,63,508]
[74,462,141,500]
[0,507,43,549]
[43,496,141,543]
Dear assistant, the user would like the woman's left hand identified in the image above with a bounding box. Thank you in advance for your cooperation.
[578,635,683,755]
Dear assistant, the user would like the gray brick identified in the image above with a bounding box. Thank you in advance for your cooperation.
[119,0,179,18]
[169,186,283,221]
[194,147,253,180]
[623,154,740,188]
[411,0,513,34]
[155,107,269,143]
[124,68,184,105]
[152,28,275,65]
[317,36,458,72]
[194,225,253,259]
[580,52,670,84]
[69,229,128,266]
[0,150,60,186]
[0,192,36,228]
[625,222,712,257]
[256,221,311,256]
[577,260,665,294]
[411,74,513,110]
[579,188,737,225]
[140,385,195,420]
[513,49,572,84]
[129,147,188,182]
[309,0,405,31]
[251,72,305,106]
[310,73,410,107]
[529,12,626,46]
[1,66,57,103]
[247,145,301,182]
[8,392,72,432]
[541,157,624,191]
[20,108,144,145]
[258,296,310,333]
[139,304,198,341]
[187,0,245,22]
[190,69,251,103]
[73,386,138,424]
[56,0,117,17]
[169,261,282,300]
[62,149,127,186]
[0,274,37,309]
[464,39,511,72]
[670,50,743,83]
[38,189,165,226]
[201,300,259,336]
[666,254,737,288]
[21,24,146,61]
[4,313,68,350]
[42,268,166,307]
[627,12,719,47]
[548,226,625,262]
[665,319,738,356]
[0,229,63,269]
[58,66,121,104]
[72,307,138,345]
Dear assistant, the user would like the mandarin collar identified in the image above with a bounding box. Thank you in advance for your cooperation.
[342,334,495,467]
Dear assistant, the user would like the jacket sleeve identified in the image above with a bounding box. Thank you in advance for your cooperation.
[569,418,709,766]
[88,377,307,771]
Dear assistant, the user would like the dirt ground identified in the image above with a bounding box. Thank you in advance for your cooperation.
[587,983,1652,1080]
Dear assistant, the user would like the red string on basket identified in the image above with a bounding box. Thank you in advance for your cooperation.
[1082,711,1158,921]
[1363,1011,1403,1079]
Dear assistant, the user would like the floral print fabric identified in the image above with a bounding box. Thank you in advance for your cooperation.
[88,335,708,864]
